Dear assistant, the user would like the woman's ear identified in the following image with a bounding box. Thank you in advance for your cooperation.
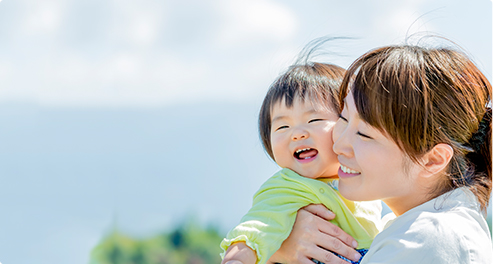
[420,143,454,177]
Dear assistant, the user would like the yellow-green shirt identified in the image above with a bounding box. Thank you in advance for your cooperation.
[220,168,382,264]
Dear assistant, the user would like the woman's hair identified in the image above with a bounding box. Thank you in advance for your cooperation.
[339,45,492,212]
[259,63,345,161]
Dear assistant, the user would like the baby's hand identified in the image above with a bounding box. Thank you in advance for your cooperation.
[221,242,257,264]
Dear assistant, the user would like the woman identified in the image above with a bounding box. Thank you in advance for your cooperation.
[269,44,492,263]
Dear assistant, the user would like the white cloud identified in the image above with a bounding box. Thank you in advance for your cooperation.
[367,0,434,44]
[110,1,166,47]
[32,50,215,107]
[214,0,299,47]
[0,0,303,107]
[21,0,65,35]
[129,16,159,46]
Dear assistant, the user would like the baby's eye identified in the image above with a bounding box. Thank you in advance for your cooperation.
[308,119,324,123]
[275,125,289,131]
[338,114,348,122]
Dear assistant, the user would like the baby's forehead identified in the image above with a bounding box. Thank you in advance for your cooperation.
[272,96,331,112]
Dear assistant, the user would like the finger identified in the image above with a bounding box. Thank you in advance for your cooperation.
[225,261,244,264]
[299,206,360,261]
[316,233,362,262]
[307,246,348,264]
[300,257,320,264]
[301,204,336,221]
[317,219,358,249]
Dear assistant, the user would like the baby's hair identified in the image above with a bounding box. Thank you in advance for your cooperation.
[340,44,492,212]
[259,62,345,161]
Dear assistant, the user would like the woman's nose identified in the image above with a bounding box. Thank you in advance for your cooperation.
[332,122,351,156]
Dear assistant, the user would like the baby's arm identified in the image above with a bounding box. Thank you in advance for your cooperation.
[221,242,257,264]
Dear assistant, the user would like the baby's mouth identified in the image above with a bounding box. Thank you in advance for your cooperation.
[294,148,319,160]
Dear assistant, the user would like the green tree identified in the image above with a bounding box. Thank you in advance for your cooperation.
[90,221,224,264]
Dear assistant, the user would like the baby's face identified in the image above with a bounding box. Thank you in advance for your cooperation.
[270,98,339,179]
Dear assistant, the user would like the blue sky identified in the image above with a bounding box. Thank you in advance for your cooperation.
[0,1,491,264]
[0,0,491,108]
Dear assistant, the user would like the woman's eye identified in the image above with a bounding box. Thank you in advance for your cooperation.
[357,131,372,139]
[338,114,348,122]
[308,119,324,123]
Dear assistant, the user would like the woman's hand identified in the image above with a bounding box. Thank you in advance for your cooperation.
[269,204,361,264]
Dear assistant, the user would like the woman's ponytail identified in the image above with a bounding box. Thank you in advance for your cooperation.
[466,109,492,176]
[464,108,492,212]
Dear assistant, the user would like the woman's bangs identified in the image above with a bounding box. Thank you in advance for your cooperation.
[347,48,428,157]
[351,62,395,135]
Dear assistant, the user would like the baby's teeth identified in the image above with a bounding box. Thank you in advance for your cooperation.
[296,148,310,154]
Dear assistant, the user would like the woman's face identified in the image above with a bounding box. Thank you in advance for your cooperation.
[332,91,423,214]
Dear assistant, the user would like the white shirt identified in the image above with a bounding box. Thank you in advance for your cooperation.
[361,188,492,264]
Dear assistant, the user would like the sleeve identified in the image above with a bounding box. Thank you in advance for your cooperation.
[220,171,324,264]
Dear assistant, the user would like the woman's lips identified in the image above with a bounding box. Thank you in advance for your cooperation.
[338,164,361,178]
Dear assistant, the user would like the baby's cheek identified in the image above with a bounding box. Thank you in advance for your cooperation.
[325,152,340,175]
[322,121,337,132]
[270,137,288,164]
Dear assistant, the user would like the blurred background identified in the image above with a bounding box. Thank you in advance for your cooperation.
[0,0,491,263]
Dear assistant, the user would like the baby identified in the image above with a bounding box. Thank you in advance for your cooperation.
[220,63,382,264]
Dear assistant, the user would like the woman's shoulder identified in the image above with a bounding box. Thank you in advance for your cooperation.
[368,191,492,264]
[406,188,489,239]
[405,206,489,241]
[397,188,489,243]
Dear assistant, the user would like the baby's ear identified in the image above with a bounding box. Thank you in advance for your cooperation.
[420,143,454,177]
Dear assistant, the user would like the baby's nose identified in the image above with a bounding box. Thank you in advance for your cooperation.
[292,129,309,140]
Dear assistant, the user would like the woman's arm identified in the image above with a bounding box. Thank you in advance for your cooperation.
[268,204,362,264]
